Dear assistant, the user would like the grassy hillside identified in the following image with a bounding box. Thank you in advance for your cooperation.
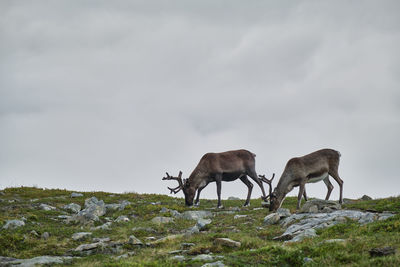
[0,187,399,266]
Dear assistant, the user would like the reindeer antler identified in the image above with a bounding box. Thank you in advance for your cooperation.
[259,173,275,200]
[162,171,184,194]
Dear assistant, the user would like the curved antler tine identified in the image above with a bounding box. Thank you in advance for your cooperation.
[270,173,275,181]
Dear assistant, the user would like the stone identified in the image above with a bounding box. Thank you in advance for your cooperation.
[303,257,313,263]
[63,203,81,213]
[227,196,240,200]
[361,195,373,201]
[202,261,225,267]
[7,256,74,266]
[105,200,131,211]
[277,208,291,218]
[179,210,213,220]
[193,254,214,261]
[214,238,241,248]
[289,228,316,242]
[171,255,185,262]
[115,215,130,222]
[115,252,135,260]
[2,219,25,229]
[71,192,83,198]
[93,237,111,243]
[263,213,280,225]
[170,209,181,217]
[233,215,248,219]
[229,207,241,212]
[299,199,341,213]
[39,203,56,211]
[151,216,174,224]
[91,222,112,230]
[322,239,346,244]
[30,230,40,237]
[186,225,200,234]
[74,242,104,252]
[160,207,169,213]
[72,232,92,241]
[149,234,184,245]
[128,235,143,246]
[369,246,396,257]
[196,218,212,230]
[41,232,50,240]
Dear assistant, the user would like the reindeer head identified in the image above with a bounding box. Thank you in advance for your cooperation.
[162,171,195,206]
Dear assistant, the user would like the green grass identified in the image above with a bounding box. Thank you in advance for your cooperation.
[0,187,399,266]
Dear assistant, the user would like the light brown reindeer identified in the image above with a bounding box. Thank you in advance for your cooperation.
[163,149,274,208]
[263,149,343,211]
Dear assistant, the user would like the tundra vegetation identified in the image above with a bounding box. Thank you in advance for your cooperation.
[0,187,399,266]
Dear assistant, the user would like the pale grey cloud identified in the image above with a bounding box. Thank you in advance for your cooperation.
[1,1,399,200]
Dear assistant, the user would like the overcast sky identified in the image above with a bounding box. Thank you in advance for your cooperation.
[1,1,399,201]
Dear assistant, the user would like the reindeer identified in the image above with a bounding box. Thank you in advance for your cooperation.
[263,148,343,212]
[163,149,274,208]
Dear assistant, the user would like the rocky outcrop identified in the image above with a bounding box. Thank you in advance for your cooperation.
[214,238,241,248]
[2,219,25,229]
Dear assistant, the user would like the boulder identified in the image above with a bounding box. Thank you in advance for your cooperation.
[72,232,92,241]
[277,208,291,218]
[115,215,130,222]
[7,256,74,266]
[227,196,240,200]
[41,232,50,240]
[91,222,112,230]
[171,255,185,262]
[360,195,373,201]
[128,235,143,246]
[202,261,225,267]
[289,228,316,242]
[71,192,83,198]
[2,219,25,229]
[74,242,104,252]
[151,216,174,224]
[214,238,241,248]
[263,213,280,225]
[196,218,212,230]
[299,199,341,213]
[193,254,214,261]
[63,203,81,213]
[179,210,213,220]
[39,204,56,211]
[233,215,248,219]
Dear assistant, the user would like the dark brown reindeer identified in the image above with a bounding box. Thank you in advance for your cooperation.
[263,149,343,212]
[163,149,274,208]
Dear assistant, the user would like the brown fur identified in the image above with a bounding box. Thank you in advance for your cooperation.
[268,149,343,211]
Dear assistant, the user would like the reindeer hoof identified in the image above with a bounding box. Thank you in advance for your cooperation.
[194,202,200,207]
[217,205,224,209]
[243,203,250,207]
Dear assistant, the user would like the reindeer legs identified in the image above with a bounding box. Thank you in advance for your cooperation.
[239,175,253,206]
[215,173,223,209]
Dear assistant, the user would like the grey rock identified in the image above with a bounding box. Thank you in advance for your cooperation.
[193,254,214,261]
[85,196,103,207]
[369,246,396,257]
[186,225,200,234]
[227,196,240,200]
[63,203,81,213]
[170,209,181,217]
[151,216,174,224]
[71,192,83,198]
[72,232,92,241]
[202,261,225,267]
[30,230,40,237]
[360,195,373,201]
[2,219,25,229]
[105,200,131,211]
[160,207,169,213]
[145,237,157,241]
[263,213,280,225]
[234,214,248,219]
[289,228,316,242]
[171,255,185,262]
[93,237,111,243]
[74,242,104,252]
[214,238,241,248]
[91,222,112,230]
[39,203,56,211]
[8,256,74,266]
[128,235,143,246]
[299,199,341,213]
[57,215,72,220]
[115,215,130,222]
[179,210,213,220]
[229,206,241,212]
[303,257,313,263]
[277,208,291,218]
[196,218,212,230]
[168,250,184,254]
[41,232,50,240]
